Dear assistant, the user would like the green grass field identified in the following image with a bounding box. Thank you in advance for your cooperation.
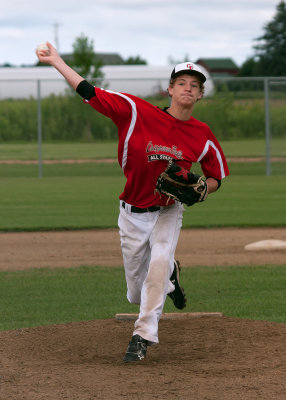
[0,140,285,331]
[0,138,285,160]
[1,265,286,331]
[0,166,285,230]
[0,142,119,161]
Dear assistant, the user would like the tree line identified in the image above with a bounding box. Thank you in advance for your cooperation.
[239,1,286,77]
[0,92,285,142]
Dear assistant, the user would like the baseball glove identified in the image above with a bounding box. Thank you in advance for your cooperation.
[155,160,208,206]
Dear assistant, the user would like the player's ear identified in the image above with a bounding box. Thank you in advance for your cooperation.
[196,90,203,102]
[167,85,173,97]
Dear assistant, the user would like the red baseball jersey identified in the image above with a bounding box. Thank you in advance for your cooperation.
[86,88,229,208]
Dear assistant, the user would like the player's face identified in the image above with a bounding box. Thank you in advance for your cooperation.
[168,75,203,107]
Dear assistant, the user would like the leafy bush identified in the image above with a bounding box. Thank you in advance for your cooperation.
[193,94,266,140]
[0,92,285,142]
[41,94,117,141]
[0,98,37,141]
[271,106,286,138]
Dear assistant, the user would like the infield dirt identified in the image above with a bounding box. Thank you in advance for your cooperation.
[1,227,286,399]
[1,227,286,270]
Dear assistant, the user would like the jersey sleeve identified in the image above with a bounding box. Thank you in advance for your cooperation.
[198,128,229,180]
[85,88,134,127]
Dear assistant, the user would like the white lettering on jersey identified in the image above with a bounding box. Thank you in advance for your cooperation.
[146,141,183,160]
[147,154,173,162]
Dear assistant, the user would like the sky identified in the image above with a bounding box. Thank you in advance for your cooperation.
[0,0,281,68]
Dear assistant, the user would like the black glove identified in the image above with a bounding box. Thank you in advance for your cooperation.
[155,160,208,206]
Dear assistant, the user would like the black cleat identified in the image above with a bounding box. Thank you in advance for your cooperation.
[123,334,148,362]
[168,260,187,310]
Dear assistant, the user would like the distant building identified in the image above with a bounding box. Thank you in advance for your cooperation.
[0,64,214,100]
[61,52,124,66]
[196,58,239,78]
[96,52,125,65]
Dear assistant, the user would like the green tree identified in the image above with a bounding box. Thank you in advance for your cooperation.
[238,57,259,77]
[70,33,104,84]
[240,1,286,76]
[168,54,190,65]
[124,55,147,65]
[0,62,13,67]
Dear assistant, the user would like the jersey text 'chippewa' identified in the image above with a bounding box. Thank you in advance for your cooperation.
[86,88,229,208]
[146,141,183,160]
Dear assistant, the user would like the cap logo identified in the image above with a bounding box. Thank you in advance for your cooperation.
[171,61,206,82]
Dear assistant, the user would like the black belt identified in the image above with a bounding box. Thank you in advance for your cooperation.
[122,202,160,213]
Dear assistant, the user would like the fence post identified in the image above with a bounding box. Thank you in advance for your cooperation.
[37,80,43,178]
[264,78,271,176]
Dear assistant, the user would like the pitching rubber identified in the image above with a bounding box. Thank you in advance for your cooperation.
[115,312,223,320]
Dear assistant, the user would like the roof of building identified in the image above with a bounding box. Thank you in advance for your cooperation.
[61,52,124,66]
[95,52,124,65]
[196,58,239,70]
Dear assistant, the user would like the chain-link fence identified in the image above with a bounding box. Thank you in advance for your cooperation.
[0,74,285,177]
[212,76,286,176]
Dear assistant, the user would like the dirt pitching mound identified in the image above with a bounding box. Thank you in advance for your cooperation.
[1,227,286,399]
[1,317,286,400]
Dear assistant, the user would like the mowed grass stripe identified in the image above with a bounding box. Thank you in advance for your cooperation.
[0,173,285,230]
[1,265,286,331]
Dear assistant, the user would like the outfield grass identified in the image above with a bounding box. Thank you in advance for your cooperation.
[0,160,286,179]
[1,265,286,331]
[1,141,285,332]
[0,138,285,160]
[0,142,118,161]
[0,172,285,230]
[0,175,122,230]
[220,138,286,158]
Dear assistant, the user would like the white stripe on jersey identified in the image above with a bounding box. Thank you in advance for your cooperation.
[197,140,226,179]
[105,90,137,170]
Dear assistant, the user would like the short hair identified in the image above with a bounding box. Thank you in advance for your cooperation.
[169,71,205,98]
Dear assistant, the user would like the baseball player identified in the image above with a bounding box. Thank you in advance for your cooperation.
[36,42,229,363]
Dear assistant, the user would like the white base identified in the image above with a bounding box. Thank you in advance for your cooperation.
[244,239,286,251]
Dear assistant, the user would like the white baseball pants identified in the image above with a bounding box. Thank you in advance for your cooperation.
[118,200,184,344]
